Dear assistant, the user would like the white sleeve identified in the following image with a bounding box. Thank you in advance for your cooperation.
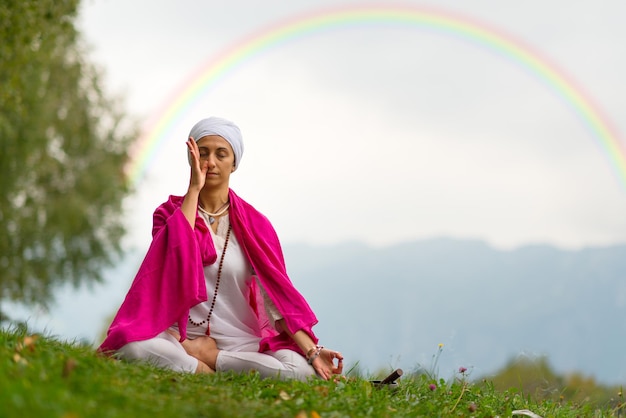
[256,276,283,327]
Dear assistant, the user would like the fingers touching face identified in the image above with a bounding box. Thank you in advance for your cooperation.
[195,135,235,169]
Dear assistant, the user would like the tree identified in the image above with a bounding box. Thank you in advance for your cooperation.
[0,0,136,318]
[480,356,618,406]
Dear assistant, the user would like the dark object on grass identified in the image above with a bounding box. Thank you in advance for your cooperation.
[370,368,403,389]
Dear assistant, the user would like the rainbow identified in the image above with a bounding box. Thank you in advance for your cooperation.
[126,4,626,189]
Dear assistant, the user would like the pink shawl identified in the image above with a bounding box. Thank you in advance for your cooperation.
[98,189,318,355]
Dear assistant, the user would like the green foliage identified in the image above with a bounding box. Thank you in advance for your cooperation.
[0,0,136,311]
[0,327,620,417]
[480,355,624,411]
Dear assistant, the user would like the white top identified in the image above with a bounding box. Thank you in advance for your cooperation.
[175,213,283,352]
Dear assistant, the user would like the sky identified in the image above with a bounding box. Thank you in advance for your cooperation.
[77,0,626,252]
[9,0,626,380]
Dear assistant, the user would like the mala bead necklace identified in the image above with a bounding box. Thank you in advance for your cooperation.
[188,224,232,335]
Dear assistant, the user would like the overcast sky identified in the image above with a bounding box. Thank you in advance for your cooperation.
[76,0,626,251]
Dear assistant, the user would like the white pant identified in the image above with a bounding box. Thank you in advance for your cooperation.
[117,331,317,381]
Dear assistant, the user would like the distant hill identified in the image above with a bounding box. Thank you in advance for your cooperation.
[282,239,626,384]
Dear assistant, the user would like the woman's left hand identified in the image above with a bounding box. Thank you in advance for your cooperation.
[312,348,343,380]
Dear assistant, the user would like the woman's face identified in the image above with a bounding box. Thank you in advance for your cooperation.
[196,135,235,188]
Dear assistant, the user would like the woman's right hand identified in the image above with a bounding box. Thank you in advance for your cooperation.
[181,137,209,228]
[186,137,208,192]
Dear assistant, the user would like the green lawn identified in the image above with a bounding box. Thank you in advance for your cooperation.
[0,326,619,417]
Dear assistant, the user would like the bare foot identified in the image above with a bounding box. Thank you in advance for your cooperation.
[167,330,220,370]
[195,360,215,374]
[181,335,220,369]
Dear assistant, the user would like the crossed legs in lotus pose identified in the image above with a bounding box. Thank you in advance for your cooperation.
[168,330,317,380]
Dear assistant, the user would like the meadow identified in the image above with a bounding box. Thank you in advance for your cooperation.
[1,325,622,417]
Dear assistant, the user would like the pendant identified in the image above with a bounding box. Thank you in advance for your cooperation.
[209,216,215,224]
[205,324,211,336]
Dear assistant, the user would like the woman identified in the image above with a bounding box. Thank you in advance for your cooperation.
[99,117,343,381]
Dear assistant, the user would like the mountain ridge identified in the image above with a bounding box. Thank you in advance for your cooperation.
[282,238,626,384]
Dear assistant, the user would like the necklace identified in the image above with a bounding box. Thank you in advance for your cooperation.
[198,201,230,224]
[188,224,232,335]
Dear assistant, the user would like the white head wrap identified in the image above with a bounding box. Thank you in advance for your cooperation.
[188,116,244,170]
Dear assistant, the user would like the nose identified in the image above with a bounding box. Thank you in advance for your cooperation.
[204,153,218,168]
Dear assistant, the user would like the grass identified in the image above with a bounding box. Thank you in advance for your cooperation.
[1,325,621,417]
